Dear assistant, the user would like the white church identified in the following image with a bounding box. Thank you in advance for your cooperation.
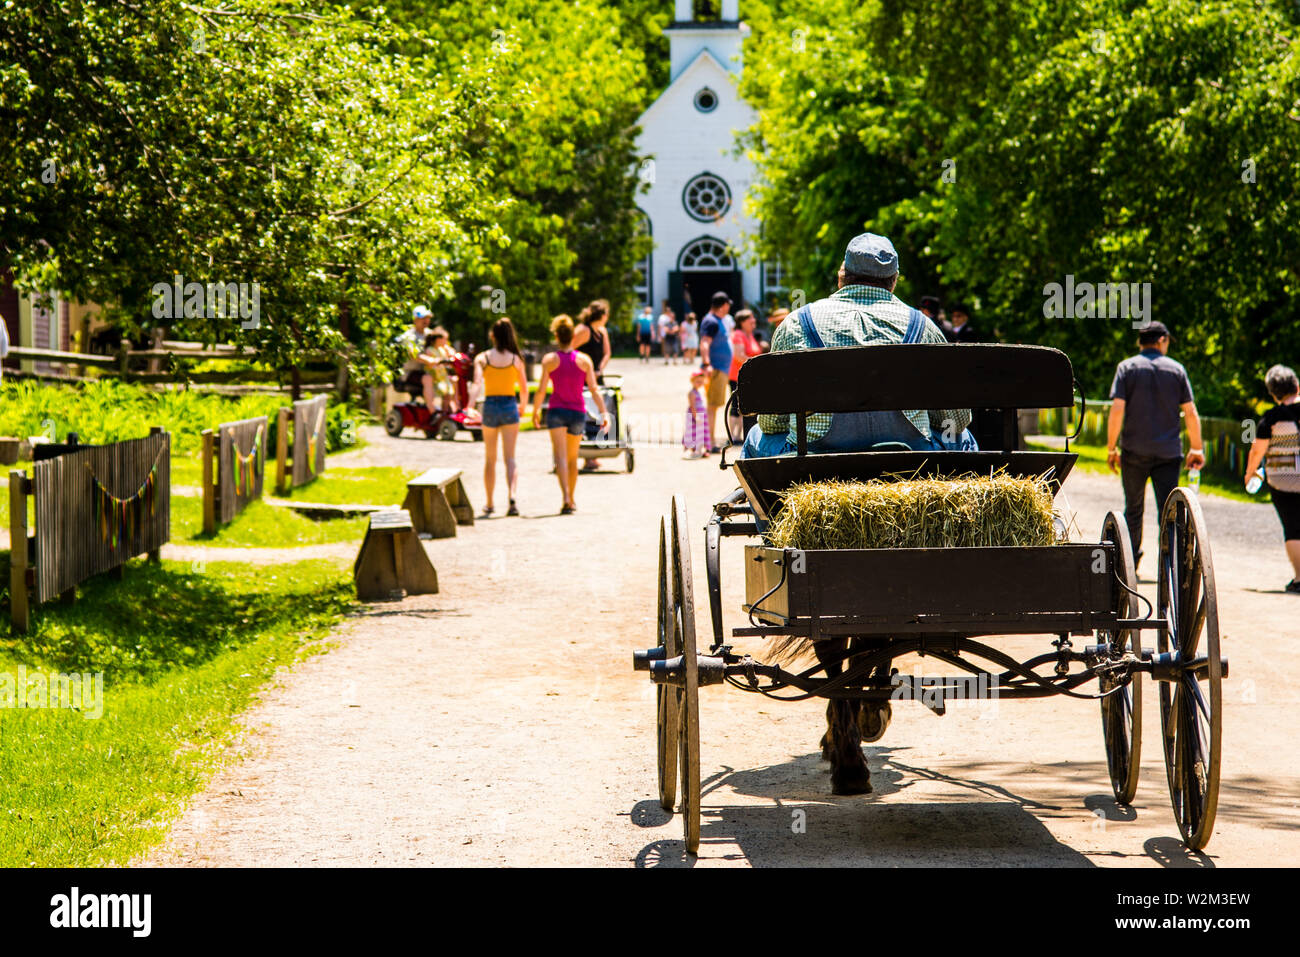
[633,0,784,321]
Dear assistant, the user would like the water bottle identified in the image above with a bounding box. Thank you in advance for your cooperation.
[1187,467,1200,494]
[1246,467,1265,495]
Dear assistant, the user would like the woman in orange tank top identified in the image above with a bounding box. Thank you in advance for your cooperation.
[471,317,530,516]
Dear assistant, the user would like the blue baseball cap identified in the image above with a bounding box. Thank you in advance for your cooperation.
[844,233,899,278]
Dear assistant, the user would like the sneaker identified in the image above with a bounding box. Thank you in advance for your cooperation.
[1286,580,1300,594]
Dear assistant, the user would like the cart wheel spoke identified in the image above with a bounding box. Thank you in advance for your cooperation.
[1099,511,1142,804]
[1156,488,1221,850]
[672,498,701,856]
[655,518,679,812]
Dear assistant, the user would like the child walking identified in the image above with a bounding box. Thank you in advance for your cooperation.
[683,369,711,458]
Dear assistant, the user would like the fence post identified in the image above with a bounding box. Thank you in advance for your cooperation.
[201,428,216,535]
[275,406,290,494]
[9,470,29,633]
[148,426,163,562]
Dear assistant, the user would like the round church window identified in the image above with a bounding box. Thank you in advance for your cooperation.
[694,87,718,113]
[682,173,732,222]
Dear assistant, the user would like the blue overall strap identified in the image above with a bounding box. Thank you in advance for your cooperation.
[903,307,928,344]
[795,305,824,349]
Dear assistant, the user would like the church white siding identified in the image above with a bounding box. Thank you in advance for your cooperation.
[634,8,762,321]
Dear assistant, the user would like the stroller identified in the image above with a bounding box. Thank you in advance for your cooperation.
[579,374,634,472]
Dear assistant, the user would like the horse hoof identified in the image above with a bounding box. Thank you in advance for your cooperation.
[860,702,892,744]
[831,768,873,796]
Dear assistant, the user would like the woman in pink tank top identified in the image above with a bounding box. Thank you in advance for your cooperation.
[532,314,608,514]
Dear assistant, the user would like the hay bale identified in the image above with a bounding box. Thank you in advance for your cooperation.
[768,472,1057,550]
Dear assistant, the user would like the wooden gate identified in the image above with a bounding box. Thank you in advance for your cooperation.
[201,415,267,533]
[9,429,171,631]
[275,396,327,492]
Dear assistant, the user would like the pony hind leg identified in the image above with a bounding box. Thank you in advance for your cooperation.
[814,638,872,795]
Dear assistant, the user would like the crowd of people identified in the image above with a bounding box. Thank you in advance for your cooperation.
[398,233,1299,591]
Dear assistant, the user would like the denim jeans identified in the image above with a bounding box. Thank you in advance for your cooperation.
[740,411,978,459]
[1120,451,1182,559]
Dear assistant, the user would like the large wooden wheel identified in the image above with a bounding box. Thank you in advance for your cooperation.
[671,498,701,855]
[1156,488,1222,850]
[655,518,679,812]
[1099,511,1142,804]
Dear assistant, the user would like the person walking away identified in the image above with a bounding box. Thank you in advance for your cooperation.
[1106,321,1204,568]
[636,306,655,362]
[697,291,734,452]
[472,317,529,517]
[659,304,679,364]
[729,309,763,440]
[1245,364,1300,592]
[533,315,608,514]
[679,312,699,362]
[572,299,612,471]
[572,299,611,385]
[946,303,979,343]
[683,369,711,459]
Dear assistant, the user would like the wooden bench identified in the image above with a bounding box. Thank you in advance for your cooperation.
[353,509,439,601]
[402,468,474,539]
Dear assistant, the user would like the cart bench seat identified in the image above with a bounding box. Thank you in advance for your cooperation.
[744,543,1118,637]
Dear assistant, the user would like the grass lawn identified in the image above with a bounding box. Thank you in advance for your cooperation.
[0,555,353,866]
[1028,439,1268,505]
[171,496,368,547]
[275,465,415,507]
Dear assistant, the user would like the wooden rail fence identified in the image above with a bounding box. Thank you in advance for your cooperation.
[9,429,171,632]
[275,396,328,493]
[201,415,268,533]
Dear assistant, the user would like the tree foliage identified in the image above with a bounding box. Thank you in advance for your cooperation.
[0,0,657,374]
[741,0,1300,414]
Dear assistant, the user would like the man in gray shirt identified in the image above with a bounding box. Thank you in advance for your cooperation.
[1106,321,1205,564]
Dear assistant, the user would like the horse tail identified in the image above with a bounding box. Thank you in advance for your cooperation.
[762,636,817,667]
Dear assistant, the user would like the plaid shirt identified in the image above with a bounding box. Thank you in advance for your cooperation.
[757,285,972,445]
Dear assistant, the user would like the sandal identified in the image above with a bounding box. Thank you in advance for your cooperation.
[560,504,575,515]
[507,500,519,517]
[482,505,494,517]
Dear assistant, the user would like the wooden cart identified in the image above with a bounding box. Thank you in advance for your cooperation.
[633,343,1226,855]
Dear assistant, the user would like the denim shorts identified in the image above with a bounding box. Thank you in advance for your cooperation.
[481,395,520,428]
[546,406,587,436]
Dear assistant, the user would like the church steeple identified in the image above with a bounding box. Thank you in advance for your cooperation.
[673,1,739,22]
[668,1,745,83]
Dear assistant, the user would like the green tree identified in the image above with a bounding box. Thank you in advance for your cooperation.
[740,0,1300,414]
[1,0,506,381]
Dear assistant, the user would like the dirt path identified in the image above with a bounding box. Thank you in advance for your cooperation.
[141,357,1300,867]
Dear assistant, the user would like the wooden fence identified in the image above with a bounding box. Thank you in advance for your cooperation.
[1037,401,1251,478]
[5,344,341,396]
[275,396,328,492]
[201,415,268,533]
[9,429,171,632]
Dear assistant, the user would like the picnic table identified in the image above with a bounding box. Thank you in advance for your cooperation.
[402,468,474,538]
